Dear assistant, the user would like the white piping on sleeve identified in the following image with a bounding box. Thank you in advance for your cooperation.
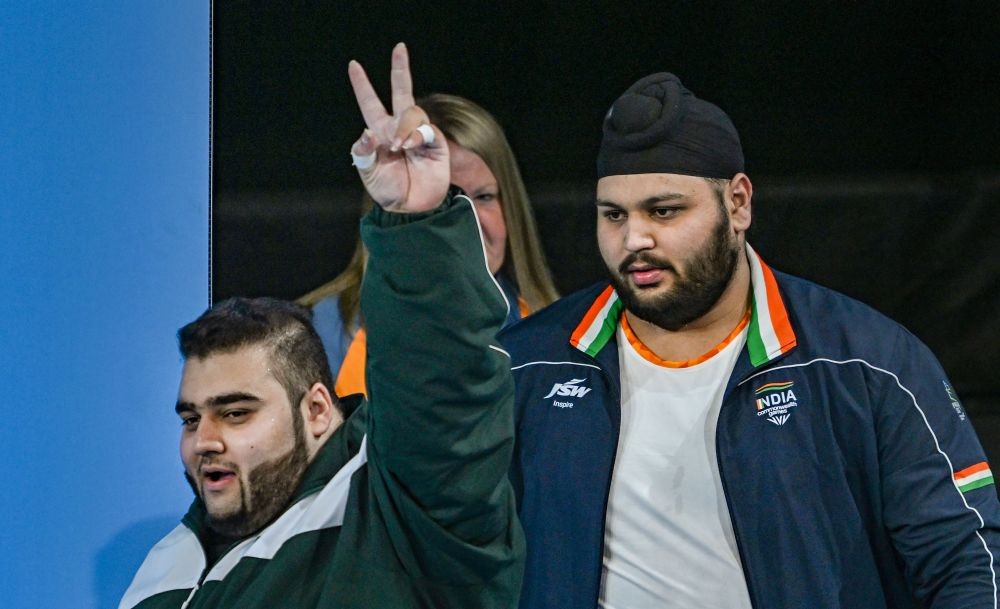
[460,194,511,319]
[489,344,511,358]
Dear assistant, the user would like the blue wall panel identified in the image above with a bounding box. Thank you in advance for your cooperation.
[0,4,209,608]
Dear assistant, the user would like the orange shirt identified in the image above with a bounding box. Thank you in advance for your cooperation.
[335,296,530,398]
[619,307,751,368]
[334,327,368,397]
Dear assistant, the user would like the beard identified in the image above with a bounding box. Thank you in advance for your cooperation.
[607,208,740,332]
[187,410,310,539]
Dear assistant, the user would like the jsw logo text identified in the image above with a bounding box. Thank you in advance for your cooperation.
[543,378,592,399]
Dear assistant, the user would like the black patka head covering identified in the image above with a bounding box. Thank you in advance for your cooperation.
[597,72,744,179]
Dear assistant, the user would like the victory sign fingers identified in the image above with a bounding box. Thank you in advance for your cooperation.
[348,43,450,213]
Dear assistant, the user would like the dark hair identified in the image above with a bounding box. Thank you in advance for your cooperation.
[178,297,339,414]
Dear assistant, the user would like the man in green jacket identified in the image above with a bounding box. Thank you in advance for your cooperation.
[120,43,524,609]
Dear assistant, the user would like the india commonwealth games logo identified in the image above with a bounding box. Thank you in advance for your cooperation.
[754,381,798,426]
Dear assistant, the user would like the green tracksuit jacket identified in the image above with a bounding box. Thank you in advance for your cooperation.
[120,193,525,609]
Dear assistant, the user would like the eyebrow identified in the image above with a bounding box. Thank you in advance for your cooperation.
[174,392,262,414]
[595,192,686,208]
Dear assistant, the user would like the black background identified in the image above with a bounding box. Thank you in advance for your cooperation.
[214,2,1000,191]
[212,3,1000,453]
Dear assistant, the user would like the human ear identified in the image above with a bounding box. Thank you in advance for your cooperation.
[300,382,340,438]
[728,173,752,232]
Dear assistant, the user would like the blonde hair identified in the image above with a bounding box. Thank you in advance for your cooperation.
[297,195,371,327]
[300,94,558,328]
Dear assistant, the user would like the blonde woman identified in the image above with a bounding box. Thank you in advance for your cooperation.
[300,93,558,396]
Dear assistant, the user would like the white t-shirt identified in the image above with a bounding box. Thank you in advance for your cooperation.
[599,321,753,609]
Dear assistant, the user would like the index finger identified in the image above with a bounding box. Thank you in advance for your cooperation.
[348,59,388,129]
[389,42,415,117]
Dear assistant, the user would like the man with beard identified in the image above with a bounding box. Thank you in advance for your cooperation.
[119,44,523,609]
[499,72,1000,609]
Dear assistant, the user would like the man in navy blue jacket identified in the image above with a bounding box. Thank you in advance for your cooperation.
[499,72,1000,608]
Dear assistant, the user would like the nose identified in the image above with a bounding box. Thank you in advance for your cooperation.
[193,418,225,456]
[623,217,655,253]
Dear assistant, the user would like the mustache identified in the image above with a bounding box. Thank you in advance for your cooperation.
[199,457,240,474]
[617,252,675,275]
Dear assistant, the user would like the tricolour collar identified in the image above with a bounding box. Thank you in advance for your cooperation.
[569,285,623,357]
[569,244,797,366]
[744,244,797,365]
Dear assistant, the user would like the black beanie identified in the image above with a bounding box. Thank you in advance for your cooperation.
[597,73,744,179]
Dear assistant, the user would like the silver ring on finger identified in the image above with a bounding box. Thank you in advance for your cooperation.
[415,123,435,146]
[351,150,377,170]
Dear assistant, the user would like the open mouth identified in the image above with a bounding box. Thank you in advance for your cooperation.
[201,466,237,489]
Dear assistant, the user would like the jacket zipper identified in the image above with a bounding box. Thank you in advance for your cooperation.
[178,584,200,609]
[716,377,761,609]
[591,359,621,608]
[178,556,213,609]
[178,529,241,609]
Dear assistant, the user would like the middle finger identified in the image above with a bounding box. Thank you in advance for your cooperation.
[389,42,415,117]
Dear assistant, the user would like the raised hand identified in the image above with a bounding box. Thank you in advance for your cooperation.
[348,43,449,213]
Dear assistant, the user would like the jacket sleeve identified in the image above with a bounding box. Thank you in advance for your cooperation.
[358,191,523,583]
[876,327,1000,607]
